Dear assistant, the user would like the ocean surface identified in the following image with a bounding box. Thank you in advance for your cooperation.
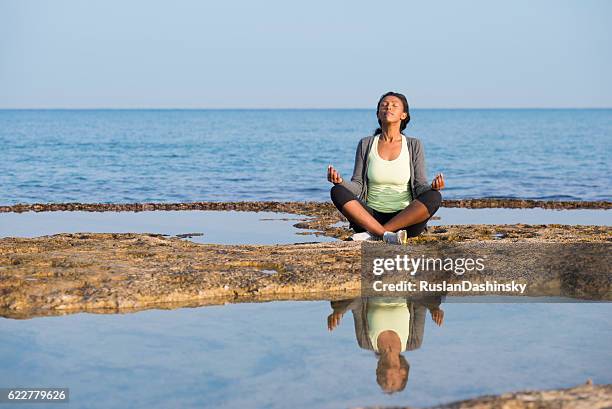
[1,109,610,205]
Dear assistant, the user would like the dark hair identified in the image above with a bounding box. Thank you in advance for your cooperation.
[376,354,410,393]
[373,91,410,136]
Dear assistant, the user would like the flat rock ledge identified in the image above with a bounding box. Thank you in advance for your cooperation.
[354,382,612,409]
[1,222,610,319]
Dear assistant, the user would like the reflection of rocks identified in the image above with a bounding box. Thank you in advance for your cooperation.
[0,222,610,318]
[359,382,612,409]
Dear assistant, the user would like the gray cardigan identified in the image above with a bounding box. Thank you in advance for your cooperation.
[340,134,432,202]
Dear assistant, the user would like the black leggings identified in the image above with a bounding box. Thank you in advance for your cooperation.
[330,184,442,237]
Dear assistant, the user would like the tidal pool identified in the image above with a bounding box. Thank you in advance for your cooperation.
[1,208,610,246]
[0,210,335,245]
[431,207,612,226]
[330,208,612,230]
[0,299,610,409]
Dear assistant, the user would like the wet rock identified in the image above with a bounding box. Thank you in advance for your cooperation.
[0,222,609,319]
[358,382,612,409]
[175,233,204,238]
[0,200,610,318]
[1,198,610,214]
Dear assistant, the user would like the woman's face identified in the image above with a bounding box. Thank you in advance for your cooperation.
[377,96,407,125]
[380,367,408,392]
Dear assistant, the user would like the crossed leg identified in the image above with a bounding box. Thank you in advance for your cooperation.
[340,199,431,236]
[331,185,441,237]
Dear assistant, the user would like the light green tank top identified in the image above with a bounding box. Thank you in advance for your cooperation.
[367,297,411,352]
[366,135,412,213]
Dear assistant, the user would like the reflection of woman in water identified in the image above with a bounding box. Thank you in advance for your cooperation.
[327,91,445,244]
[327,297,444,393]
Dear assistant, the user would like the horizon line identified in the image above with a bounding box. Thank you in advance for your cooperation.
[1,107,611,110]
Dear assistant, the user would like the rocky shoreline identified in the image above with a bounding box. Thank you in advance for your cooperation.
[360,381,612,409]
[1,226,609,318]
[1,200,610,318]
[1,201,610,407]
[2,199,610,242]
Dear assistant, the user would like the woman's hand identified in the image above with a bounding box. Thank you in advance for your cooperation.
[327,311,344,331]
[431,173,445,190]
[430,307,444,326]
[327,165,343,184]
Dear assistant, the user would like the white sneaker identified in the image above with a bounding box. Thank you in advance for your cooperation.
[383,230,408,245]
[350,231,376,241]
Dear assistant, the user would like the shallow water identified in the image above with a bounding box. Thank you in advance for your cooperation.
[0,300,610,409]
[0,210,335,245]
[330,207,612,228]
[1,208,610,246]
[431,207,612,226]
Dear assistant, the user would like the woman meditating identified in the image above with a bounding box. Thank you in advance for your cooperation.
[327,91,445,244]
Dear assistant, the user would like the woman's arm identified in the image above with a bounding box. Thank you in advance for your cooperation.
[412,138,445,194]
[330,298,362,314]
[338,139,365,196]
[412,138,433,197]
[328,298,362,332]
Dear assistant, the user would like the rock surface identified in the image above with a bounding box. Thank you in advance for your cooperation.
[355,382,612,409]
[1,200,610,318]
[1,222,609,318]
[2,198,610,214]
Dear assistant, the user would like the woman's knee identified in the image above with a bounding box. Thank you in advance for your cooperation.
[330,184,343,204]
[417,189,442,216]
[330,184,353,210]
[430,189,442,209]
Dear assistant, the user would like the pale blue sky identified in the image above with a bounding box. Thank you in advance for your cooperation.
[1,0,610,108]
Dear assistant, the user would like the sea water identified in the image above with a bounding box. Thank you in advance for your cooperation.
[1,109,610,204]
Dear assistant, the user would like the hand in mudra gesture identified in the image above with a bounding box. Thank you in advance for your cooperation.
[431,173,445,190]
[327,165,343,184]
[328,165,444,190]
